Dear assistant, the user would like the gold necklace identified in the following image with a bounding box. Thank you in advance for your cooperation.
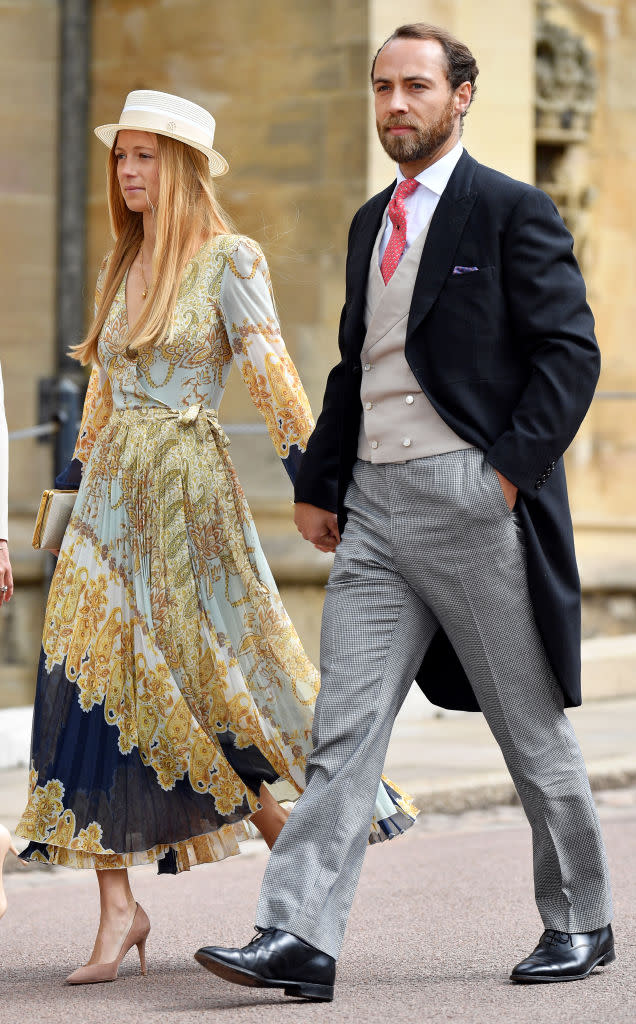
[138,243,149,300]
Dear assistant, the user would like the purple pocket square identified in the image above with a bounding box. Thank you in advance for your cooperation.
[452,265,479,275]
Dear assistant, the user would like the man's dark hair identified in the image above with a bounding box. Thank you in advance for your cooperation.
[371,23,479,115]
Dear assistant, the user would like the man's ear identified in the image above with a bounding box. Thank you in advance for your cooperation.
[455,81,472,116]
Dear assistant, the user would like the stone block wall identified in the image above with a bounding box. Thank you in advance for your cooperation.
[542,2,636,529]
[0,0,58,703]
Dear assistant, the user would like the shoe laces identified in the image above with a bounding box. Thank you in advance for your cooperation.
[544,929,572,947]
[248,927,273,946]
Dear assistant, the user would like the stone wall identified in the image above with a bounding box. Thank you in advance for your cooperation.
[541,2,636,532]
[0,0,58,703]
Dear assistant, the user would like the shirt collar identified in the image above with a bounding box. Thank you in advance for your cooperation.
[395,141,464,197]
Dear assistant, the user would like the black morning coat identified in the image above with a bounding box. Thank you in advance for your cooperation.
[294,149,600,712]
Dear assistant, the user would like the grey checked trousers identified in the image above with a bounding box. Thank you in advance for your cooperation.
[256,451,613,959]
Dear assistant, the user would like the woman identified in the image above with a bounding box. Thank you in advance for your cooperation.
[15,91,416,983]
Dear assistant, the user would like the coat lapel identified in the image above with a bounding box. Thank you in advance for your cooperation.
[406,150,479,341]
[343,182,394,352]
[344,152,480,351]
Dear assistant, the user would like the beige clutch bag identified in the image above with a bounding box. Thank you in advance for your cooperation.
[32,489,77,551]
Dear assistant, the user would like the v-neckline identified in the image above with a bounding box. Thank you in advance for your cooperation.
[122,236,214,330]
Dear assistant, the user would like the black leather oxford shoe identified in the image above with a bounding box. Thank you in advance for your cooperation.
[194,927,336,1001]
[510,925,615,983]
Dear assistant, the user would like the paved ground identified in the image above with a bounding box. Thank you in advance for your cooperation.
[1,791,633,1024]
[2,692,634,1021]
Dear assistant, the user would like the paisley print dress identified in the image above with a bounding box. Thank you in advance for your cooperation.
[17,235,416,872]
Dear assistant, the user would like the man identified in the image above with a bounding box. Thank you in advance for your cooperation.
[194,24,614,1000]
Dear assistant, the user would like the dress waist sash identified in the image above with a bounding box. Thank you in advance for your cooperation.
[110,403,231,448]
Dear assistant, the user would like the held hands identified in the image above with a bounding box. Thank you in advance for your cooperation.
[494,469,518,510]
[294,503,341,553]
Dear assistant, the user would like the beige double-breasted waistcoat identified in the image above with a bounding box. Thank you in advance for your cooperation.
[357,214,473,463]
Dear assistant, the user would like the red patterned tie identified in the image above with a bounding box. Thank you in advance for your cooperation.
[380,177,420,284]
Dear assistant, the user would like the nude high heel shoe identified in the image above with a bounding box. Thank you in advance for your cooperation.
[0,824,19,920]
[65,903,150,985]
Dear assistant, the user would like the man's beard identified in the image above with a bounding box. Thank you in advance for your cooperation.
[377,96,455,163]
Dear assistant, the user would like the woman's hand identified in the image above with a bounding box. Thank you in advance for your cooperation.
[0,539,13,605]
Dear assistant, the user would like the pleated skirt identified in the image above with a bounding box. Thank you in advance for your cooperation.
[17,405,417,871]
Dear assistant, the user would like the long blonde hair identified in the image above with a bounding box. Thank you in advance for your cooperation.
[71,134,235,365]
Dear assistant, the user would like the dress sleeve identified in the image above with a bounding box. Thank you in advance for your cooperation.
[0,362,8,540]
[71,365,113,468]
[55,256,114,488]
[218,237,314,484]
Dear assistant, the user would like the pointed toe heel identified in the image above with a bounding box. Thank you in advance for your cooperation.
[65,902,151,985]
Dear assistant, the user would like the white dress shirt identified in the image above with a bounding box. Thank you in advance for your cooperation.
[378,141,464,265]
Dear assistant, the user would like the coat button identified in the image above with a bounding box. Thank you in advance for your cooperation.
[402,438,411,448]
[365,401,373,411]
[405,395,414,405]
[364,362,371,371]
[371,440,378,449]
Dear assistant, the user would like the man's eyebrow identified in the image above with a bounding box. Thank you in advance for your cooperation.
[372,74,436,85]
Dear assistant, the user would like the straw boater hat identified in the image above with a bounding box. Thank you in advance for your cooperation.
[94,89,229,176]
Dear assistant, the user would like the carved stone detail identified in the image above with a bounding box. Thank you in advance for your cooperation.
[535,2,598,274]
[536,1,597,142]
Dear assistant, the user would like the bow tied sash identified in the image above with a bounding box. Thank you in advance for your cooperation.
[156,403,231,448]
